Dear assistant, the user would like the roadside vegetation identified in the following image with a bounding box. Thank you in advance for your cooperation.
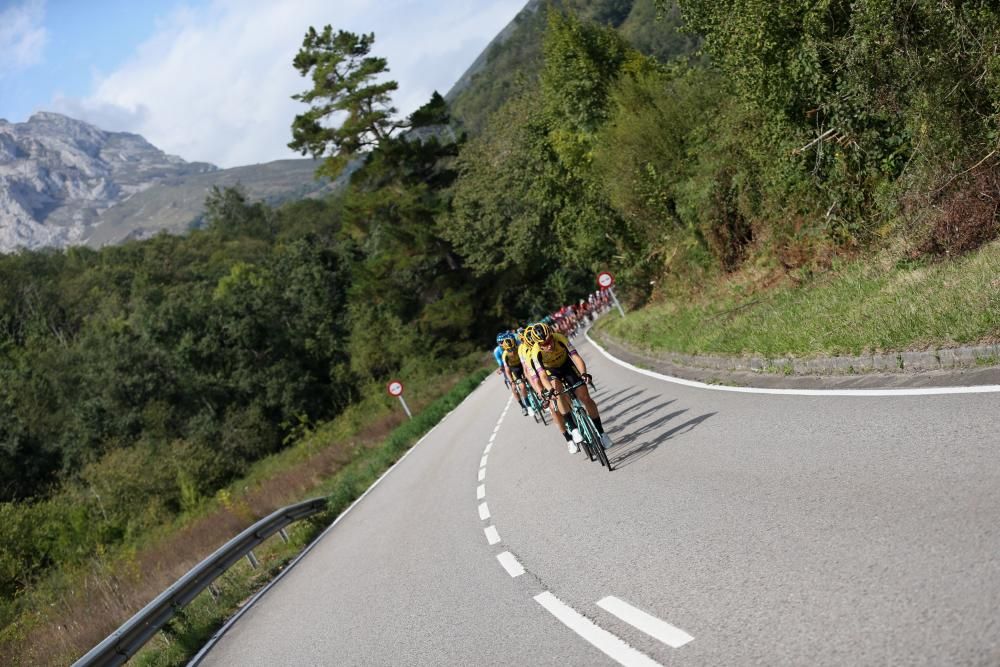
[447,0,1000,359]
[3,0,1000,662]
[598,240,1000,358]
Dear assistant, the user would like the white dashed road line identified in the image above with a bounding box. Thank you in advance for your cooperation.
[476,394,670,665]
[534,592,662,667]
[496,551,525,578]
[597,596,694,648]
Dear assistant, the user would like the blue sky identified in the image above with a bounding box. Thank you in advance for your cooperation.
[1,0,175,122]
[0,0,524,166]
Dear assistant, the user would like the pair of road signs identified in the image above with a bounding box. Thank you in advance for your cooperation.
[386,270,622,418]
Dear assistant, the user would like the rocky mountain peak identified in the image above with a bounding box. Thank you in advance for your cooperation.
[0,111,219,251]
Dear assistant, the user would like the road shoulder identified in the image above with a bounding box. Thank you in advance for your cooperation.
[588,325,1000,390]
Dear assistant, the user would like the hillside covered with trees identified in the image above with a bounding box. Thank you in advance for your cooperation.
[3,0,1000,660]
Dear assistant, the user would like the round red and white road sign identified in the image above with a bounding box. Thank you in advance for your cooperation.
[387,380,404,397]
[597,271,614,288]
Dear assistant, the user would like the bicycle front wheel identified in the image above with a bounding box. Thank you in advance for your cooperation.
[577,409,611,470]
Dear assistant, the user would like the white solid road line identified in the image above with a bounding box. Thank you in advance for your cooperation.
[484,525,501,545]
[586,329,1000,397]
[534,592,661,667]
[596,596,694,649]
[496,551,525,577]
[477,484,486,500]
[478,502,490,521]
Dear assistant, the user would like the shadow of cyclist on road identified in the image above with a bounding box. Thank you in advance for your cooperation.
[610,411,716,469]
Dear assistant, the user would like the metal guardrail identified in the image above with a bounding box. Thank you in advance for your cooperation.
[72,497,328,667]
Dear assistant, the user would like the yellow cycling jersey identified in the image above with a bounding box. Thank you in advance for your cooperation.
[528,332,575,370]
[502,348,522,368]
[517,342,531,366]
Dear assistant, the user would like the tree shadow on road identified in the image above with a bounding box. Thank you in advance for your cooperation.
[609,411,717,469]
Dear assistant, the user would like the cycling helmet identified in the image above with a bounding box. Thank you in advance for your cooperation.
[500,335,517,351]
[526,322,553,345]
[496,332,507,345]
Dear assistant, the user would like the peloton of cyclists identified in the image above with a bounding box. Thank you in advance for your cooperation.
[525,321,613,454]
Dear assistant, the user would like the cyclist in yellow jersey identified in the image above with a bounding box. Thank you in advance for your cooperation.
[521,327,578,437]
[516,329,543,397]
[526,322,612,454]
[500,334,531,416]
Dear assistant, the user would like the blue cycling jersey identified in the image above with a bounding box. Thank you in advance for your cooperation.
[493,345,505,367]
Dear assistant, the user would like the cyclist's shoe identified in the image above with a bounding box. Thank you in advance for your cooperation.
[600,432,613,450]
[521,405,528,416]
[570,429,583,444]
[567,440,580,454]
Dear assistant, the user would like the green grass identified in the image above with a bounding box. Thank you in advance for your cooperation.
[600,240,1000,358]
[129,367,490,667]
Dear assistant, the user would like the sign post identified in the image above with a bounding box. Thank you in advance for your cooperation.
[387,380,411,419]
[597,271,625,318]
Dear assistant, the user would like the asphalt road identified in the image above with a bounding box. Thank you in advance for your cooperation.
[198,333,1000,666]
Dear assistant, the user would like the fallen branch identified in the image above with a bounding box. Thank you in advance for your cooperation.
[793,127,839,155]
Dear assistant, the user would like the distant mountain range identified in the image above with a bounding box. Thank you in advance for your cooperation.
[0,112,334,253]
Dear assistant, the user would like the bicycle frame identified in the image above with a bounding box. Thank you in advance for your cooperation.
[547,378,611,470]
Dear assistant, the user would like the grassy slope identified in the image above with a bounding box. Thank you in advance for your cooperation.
[599,240,1000,359]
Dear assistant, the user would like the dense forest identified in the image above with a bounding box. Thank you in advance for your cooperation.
[4,0,1000,632]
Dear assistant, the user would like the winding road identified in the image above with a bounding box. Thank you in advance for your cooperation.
[197,332,1000,666]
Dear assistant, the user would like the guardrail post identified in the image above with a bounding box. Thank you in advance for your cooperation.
[278,528,290,543]
[246,550,260,569]
[208,584,221,601]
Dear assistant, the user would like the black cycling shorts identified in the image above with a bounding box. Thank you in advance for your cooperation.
[509,365,526,382]
[544,360,582,387]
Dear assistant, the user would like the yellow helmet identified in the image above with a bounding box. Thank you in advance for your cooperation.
[526,322,553,345]
[500,336,517,351]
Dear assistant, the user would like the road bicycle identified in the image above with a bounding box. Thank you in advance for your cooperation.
[545,378,612,471]
[519,379,549,425]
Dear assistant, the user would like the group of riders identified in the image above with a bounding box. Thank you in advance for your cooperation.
[492,290,614,455]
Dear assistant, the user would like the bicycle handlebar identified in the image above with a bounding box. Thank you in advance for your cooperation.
[542,376,594,401]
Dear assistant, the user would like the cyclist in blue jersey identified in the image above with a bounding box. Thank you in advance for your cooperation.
[494,334,509,389]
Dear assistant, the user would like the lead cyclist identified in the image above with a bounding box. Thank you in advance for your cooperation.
[526,322,613,453]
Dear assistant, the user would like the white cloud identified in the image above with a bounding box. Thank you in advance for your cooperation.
[0,0,47,77]
[52,0,522,167]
